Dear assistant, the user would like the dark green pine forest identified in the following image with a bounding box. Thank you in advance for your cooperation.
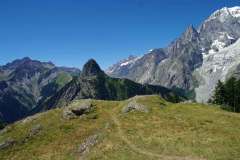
[210,77,240,112]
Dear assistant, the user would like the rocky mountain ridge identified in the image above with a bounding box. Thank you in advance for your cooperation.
[0,57,80,123]
[37,59,181,111]
[107,6,240,102]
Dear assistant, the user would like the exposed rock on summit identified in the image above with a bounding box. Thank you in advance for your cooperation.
[81,59,104,77]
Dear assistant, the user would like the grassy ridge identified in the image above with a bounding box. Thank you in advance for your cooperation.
[0,95,240,160]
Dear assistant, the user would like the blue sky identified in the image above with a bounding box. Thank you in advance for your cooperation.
[0,0,239,69]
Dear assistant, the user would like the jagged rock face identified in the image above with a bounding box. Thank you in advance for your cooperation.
[107,26,202,90]
[106,55,141,77]
[107,49,167,84]
[107,6,240,101]
[81,59,104,77]
[0,57,80,123]
[194,6,240,102]
[195,38,240,102]
[198,7,240,52]
[152,25,202,89]
[39,59,182,111]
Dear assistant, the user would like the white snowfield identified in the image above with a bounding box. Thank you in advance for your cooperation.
[208,6,240,22]
[106,55,142,74]
[195,38,240,103]
[106,6,240,103]
[194,6,240,103]
[120,56,141,67]
[229,6,240,17]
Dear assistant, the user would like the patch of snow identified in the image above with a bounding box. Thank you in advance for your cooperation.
[211,39,226,50]
[206,6,240,22]
[207,7,230,22]
[229,6,240,17]
[106,68,114,74]
[208,49,216,54]
[120,61,130,66]
[120,56,142,67]
[195,38,240,103]
[227,34,235,40]
[217,32,235,41]
[148,49,154,52]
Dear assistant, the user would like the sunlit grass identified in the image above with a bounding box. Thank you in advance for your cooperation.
[0,95,240,160]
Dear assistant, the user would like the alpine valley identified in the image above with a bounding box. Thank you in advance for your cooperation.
[0,58,181,124]
[1,5,240,160]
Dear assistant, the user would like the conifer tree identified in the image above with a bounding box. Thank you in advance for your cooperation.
[211,77,240,113]
[235,79,240,112]
[212,80,225,105]
[224,77,237,111]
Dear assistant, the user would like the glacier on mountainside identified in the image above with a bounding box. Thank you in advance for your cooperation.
[195,38,240,102]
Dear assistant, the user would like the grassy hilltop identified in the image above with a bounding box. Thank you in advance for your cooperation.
[0,95,240,160]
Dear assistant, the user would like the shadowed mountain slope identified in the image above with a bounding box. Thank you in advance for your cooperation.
[36,59,182,111]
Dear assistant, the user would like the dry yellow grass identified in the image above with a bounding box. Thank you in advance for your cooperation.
[0,95,240,160]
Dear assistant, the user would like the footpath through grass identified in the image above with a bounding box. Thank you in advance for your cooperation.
[0,95,240,160]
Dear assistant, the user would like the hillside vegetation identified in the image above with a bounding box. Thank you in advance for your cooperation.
[0,57,80,123]
[210,77,240,112]
[0,95,240,160]
[38,59,181,112]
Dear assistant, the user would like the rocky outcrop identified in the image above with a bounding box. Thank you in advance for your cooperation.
[0,138,15,150]
[81,59,104,77]
[62,100,94,120]
[28,124,42,137]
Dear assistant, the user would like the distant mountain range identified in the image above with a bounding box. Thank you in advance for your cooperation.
[2,6,240,123]
[0,58,182,123]
[107,6,240,103]
[34,59,181,112]
[0,57,80,123]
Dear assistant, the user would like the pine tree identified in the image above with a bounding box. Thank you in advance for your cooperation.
[235,79,240,112]
[212,77,240,113]
[212,80,225,105]
[225,77,237,112]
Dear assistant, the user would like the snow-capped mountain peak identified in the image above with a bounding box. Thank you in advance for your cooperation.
[195,38,240,102]
[208,6,240,22]
[228,6,240,17]
[107,6,240,102]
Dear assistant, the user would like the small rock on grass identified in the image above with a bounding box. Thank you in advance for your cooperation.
[0,138,15,150]
[78,134,98,155]
[122,99,149,113]
[29,124,42,137]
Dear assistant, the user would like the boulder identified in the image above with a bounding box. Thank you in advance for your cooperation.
[63,100,94,120]
[29,124,42,137]
[122,100,148,113]
[0,138,15,150]
[62,109,76,120]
